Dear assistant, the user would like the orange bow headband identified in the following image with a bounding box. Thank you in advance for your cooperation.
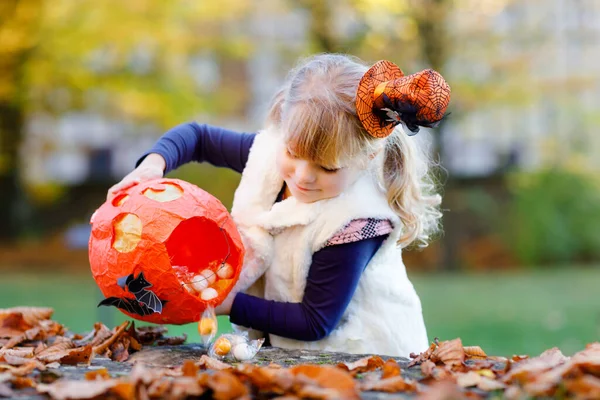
[356,60,451,138]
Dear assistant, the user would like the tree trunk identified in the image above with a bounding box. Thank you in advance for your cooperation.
[0,103,27,241]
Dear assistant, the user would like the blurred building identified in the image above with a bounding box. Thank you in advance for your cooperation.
[20,0,600,186]
[444,0,600,176]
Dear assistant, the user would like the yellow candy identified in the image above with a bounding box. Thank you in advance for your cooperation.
[214,337,232,356]
[198,317,216,336]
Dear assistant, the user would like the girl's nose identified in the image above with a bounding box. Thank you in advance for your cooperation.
[295,161,316,184]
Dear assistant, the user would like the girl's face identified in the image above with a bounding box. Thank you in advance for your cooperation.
[276,142,360,203]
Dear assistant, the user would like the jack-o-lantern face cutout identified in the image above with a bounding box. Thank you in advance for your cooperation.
[89,179,244,325]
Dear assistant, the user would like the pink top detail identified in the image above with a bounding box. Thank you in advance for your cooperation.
[325,218,394,246]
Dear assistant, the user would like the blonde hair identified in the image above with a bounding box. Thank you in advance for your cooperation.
[266,54,442,248]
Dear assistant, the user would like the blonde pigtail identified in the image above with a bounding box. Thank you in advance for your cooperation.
[383,129,442,248]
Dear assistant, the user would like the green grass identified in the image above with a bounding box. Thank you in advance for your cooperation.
[411,267,600,357]
[0,267,597,357]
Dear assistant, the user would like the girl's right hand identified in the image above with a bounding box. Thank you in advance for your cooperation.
[106,153,166,201]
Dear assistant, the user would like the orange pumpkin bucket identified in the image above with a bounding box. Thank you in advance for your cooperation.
[89,178,244,325]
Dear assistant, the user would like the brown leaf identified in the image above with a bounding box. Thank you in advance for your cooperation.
[477,376,506,391]
[196,354,232,370]
[156,333,187,346]
[37,379,118,400]
[417,380,465,400]
[432,339,465,367]
[11,376,36,389]
[360,375,417,393]
[93,321,129,356]
[564,375,600,399]
[503,347,568,385]
[381,359,401,379]
[110,382,136,400]
[0,361,39,376]
[421,360,436,378]
[85,368,111,380]
[135,325,168,345]
[571,342,600,376]
[182,360,199,377]
[0,347,34,360]
[456,371,481,388]
[59,344,93,366]
[236,364,293,394]
[464,346,487,359]
[109,338,130,362]
[170,376,205,398]
[205,370,249,400]
[337,356,385,375]
[36,338,74,361]
[0,307,53,327]
[290,364,360,400]
[147,379,172,398]
[408,342,437,367]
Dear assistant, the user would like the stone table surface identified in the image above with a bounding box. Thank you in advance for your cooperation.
[12,344,428,399]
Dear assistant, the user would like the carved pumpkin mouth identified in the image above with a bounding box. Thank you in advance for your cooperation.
[166,216,237,300]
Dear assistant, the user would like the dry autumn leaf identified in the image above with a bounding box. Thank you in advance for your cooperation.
[205,370,250,400]
[336,356,385,375]
[381,358,401,379]
[290,364,360,400]
[360,375,417,393]
[464,346,487,359]
[432,338,465,367]
[0,307,54,328]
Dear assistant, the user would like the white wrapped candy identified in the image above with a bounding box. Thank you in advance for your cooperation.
[208,333,264,361]
[191,275,209,292]
[232,338,265,361]
[216,263,234,279]
[200,287,218,301]
[200,269,217,285]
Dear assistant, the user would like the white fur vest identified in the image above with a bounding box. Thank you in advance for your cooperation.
[229,127,429,357]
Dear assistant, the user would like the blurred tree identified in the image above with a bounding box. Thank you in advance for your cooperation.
[0,0,43,240]
[0,0,253,240]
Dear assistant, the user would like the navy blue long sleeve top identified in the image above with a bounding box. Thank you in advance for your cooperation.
[138,122,387,341]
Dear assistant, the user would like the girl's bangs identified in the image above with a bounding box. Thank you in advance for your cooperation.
[283,104,363,169]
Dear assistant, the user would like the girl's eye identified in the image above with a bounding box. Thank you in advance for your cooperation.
[321,166,340,173]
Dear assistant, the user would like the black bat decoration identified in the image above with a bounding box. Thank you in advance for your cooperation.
[376,93,448,135]
[98,271,167,317]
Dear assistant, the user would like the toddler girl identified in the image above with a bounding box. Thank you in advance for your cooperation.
[108,54,450,357]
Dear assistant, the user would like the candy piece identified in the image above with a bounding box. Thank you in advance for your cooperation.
[216,263,234,279]
[231,338,265,361]
[200,269,217,285]
[201,288,218,301]
[191,275,209,292]
[198,318,216,336]
[213,337,232,356]
[198,306,218,346]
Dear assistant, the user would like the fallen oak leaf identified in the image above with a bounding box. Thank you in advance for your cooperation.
[336,356,385,375]
[181,360,199,377]
[92,321,129,356]
[11,376,36,389]
[156,333,187,346]
[409,342,437,367]
[0,347,34,359]
[456,371,481,388]
[204,370,250,400]
[55,344,93,366]
[85,368,111,381]
[235,364,293,394]
[196,354,232,370]
[360,375,417,393]
[381,359,401,379]
[290,364,360,400]
[564,375,600,399]
[464,346,487,359]
[0,307,54,327]
[432,338,465,367]
[37,378,119,400]
[503,347,568,385]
